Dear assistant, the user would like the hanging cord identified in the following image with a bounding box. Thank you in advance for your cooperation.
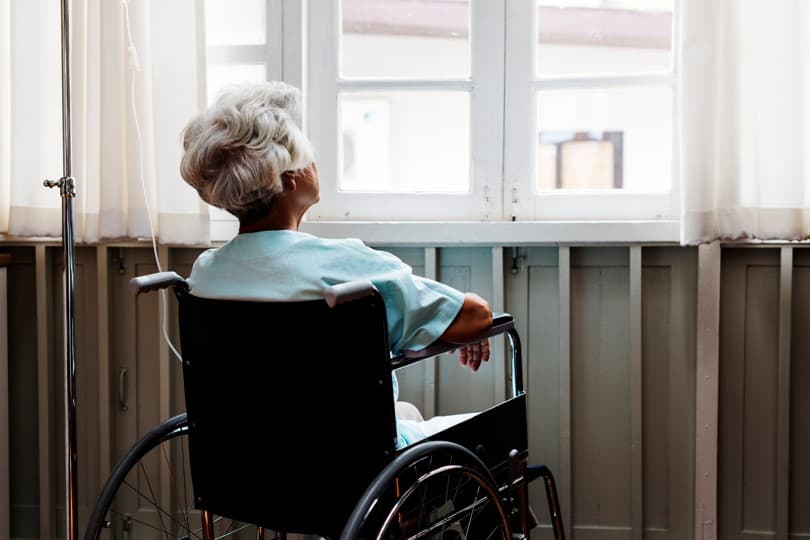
[123,0,183,363]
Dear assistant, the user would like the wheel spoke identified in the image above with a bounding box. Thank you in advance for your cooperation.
[86,420,263,540]
[122,478,203,539]
[137,460,172,540]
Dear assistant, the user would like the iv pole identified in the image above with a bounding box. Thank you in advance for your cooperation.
[43,0,79,538]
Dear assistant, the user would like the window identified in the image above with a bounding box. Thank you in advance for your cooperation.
[307,0,504,221]
[505,0,678,221]
[205,0,679,226]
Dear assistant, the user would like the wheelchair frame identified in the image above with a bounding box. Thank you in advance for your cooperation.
[85,271,565,540]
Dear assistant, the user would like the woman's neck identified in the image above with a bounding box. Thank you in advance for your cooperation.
[238,203,305,234]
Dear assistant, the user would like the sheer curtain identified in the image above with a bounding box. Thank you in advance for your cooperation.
[680,0,810,244]
[0,0,209,244]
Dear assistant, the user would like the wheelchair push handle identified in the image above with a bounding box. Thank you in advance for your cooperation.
[130,271,189,296]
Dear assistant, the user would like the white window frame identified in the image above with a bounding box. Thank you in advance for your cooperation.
[504,0,681,222]
[306,0,505,221]
[204,0,683,243]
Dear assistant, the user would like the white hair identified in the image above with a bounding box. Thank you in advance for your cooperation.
[180,81,314,221]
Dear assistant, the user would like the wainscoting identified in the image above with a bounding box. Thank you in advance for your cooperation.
[1,243,808,540]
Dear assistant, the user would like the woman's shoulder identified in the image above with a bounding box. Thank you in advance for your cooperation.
[298,234,370,254]
[298,235,409,272]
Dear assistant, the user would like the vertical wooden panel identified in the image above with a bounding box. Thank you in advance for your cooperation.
[515,248,560,538]
[35,246,55,540]
[777,248,792,540]
[642,257,672,534]
[0,258,9,540]
[643,247,697,540]
[96,247,111,496]
[720,248,780,540]
[5,248,39,538]
[558,246,572,536]
[790,250,810,537]
[570,247,631,536]
[507,247,562,539]
[696,242,720,540]
[437,248,493,415]
[740,262,779,533]
[630,246,643,540]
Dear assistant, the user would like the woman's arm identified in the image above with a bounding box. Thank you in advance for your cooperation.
[440,292,493,343]
[440,293,493,372]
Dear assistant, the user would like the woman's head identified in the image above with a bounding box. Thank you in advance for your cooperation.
[180,81,314,222]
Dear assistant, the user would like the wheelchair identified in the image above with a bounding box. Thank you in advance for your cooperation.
[85,272,565,540]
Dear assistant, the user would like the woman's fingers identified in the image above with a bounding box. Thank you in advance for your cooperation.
[455,339,491,372]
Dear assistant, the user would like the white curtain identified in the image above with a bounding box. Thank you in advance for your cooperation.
[681,0,810,243]
[0,0,209,244]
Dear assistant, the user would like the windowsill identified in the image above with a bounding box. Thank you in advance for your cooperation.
[296,220,681,246]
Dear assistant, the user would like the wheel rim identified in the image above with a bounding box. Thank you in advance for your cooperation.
[86,418,279,540]
[345,443,511,540]
[375,464,510,540]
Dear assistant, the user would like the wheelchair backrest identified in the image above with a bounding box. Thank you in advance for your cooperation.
[177,289,398,536]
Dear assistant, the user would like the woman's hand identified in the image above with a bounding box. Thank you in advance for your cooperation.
[454,338,490,372]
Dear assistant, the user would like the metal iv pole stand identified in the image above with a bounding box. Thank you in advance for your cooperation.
[43,0,79,538]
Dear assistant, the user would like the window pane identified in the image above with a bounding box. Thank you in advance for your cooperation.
[206,64,266,104]
[340,91,470,193]
[205,0,265,46]
[535,86,672,192]
[536,0,673,77]
[340,0,470,78]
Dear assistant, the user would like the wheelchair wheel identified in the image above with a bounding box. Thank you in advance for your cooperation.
[85,413,278,540]
[341,441,511,540]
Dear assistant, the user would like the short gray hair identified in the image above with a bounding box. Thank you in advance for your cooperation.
[180,81,314,221]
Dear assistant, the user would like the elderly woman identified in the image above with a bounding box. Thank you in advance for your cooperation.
[180,81,492,447]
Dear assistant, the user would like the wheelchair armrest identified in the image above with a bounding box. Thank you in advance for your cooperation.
[130,271,189,296]
[323,280,378,308]
[391,312,514,370]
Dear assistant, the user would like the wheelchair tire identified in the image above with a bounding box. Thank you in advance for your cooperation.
[341,441,512,540]
[85,413,276,540]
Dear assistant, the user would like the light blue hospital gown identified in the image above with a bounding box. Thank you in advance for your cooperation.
[187,230,466,447]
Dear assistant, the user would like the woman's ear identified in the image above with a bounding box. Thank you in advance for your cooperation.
[281,170,298,192]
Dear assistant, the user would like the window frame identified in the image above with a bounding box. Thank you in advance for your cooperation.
[504,0,681,222]
[204,0,682,243]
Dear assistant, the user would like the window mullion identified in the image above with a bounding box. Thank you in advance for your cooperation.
[266,0,283,81]
[307,0,339,201]
[281,0,305,90]
[503,0,535,221]
[471,0,506,221]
